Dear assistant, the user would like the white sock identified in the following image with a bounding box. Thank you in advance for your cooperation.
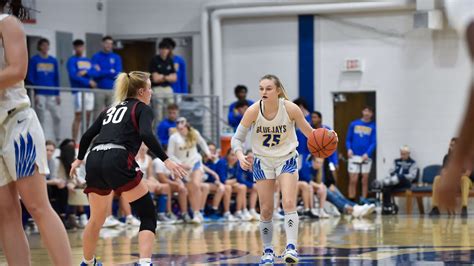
[82,256,95,265]
[138,258,152,265]
[126,215,134,219]
[224,211,231,215]
[284,211,299,247]
[236,210,242,215]
[259,220,273,250]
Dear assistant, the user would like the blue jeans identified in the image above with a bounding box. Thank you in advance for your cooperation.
[327,186,356,212]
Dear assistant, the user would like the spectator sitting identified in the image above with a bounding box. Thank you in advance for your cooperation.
[45,140,68,224]
[28,38,61,143]
[237,151,260,221]
[215,149,252,221]
[156,103,179,148]
[202,143,234,221]
[298,156,330,218]
[91,36,122,118]
[228,85,254,130]
[57,139,88,229]
[429,138,473,217]
[381,145,418,215]
[162,37,188,94]
[305,156,374,218]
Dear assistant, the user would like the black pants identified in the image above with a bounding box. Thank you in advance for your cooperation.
[47,185,68,215]
[382,177,411,205]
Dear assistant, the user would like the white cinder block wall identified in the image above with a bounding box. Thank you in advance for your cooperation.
[314,12,471,180]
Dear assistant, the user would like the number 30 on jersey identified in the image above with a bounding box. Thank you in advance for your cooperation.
[103,106,128,125]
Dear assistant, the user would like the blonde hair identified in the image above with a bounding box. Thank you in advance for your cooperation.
[260,74,289,100]
[184,122,199,146]
[114,71,150,104]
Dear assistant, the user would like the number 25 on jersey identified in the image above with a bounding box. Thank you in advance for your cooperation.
[262,134,281,147]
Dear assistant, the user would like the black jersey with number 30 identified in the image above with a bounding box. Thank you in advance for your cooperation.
[77,98,168,161]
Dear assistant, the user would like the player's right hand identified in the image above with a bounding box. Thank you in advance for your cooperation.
[70,159,83,178]
[347,149,353,159]
[164,159,188,179]
[237,154,252,171]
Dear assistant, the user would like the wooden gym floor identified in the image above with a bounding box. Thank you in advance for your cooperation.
[1,215,473,265]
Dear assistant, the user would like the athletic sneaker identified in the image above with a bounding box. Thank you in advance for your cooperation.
[352,205,365,218]
[126,215,141,227]
[80,257,103,266]
[190,212,202,224]
[223,212,238,222]
[305,209,319,219]
[319,208,331,218]
[103,215,122,228]
[79,214,88,228]
[167,212,180,223]
[361,204,376,217]
[260,248,275,265]
[272,211,284,220]
[461,206,468,218]
[182,213,192,223]
[157,213,175,224]
[429,207,440,216]
[249,209,260,221]
[243,209,253,221]
[282,244,299,263]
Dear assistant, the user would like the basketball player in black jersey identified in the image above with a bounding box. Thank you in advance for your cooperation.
[70,71,187,266]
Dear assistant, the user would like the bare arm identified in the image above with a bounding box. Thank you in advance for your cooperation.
[285,101,314,138]
[165,73,177,83]
[0,17,28,90]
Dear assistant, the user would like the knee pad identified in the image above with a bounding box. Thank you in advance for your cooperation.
[130,194,157,233]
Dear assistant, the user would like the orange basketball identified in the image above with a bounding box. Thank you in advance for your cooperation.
[307,128,338,158]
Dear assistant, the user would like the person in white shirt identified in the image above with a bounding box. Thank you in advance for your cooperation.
[167,117,215,224]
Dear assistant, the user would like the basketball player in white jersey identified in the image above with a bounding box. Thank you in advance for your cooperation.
[438,0,474,210]
[0,1,72,265]
[167,117,216,224]
[232,74,337,264]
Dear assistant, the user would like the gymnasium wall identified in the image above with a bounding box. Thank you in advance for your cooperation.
[314,12,471,178]
[24,0,107,55]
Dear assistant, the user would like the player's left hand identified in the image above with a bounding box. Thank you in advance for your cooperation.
[164,159,188,179]
[70,159,83,178]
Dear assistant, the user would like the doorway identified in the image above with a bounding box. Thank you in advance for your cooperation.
[115,40,156,73]
[333,91,376,199]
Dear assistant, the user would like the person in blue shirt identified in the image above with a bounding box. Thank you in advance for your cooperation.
[346,106,376,201]
[162,38,188,94]
[293,98,311,166]
[237,151,260,221]
[67,39,97,142]
[310,111,339,179]
[27,38,61,143]
[91,36,122,118]
[215,149,251,221]
[156,103,179,148]
[228,85,254,130]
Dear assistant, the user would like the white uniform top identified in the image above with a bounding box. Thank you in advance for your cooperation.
[251,98,298,157]
[136,154,151,179]
[152,158,171,176]
[167,130,210,166]
[0,14,30,124]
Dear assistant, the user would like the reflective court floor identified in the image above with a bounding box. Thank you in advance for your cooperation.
[1,216,474,265]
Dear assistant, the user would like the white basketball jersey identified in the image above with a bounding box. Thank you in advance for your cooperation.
[0,14,30,124]
[251,98,298,157]
[167,132,203,166]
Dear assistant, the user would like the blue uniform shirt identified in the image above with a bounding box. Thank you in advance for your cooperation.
[91,51,122,89]
[345,119,376,157]
[27,55,60,96]
[67,55,96,93]
[171,55,187,94]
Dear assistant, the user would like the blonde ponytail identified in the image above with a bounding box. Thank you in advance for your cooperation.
[184,123,199,145]
[260,74,289,100]
[113,71,150,104]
